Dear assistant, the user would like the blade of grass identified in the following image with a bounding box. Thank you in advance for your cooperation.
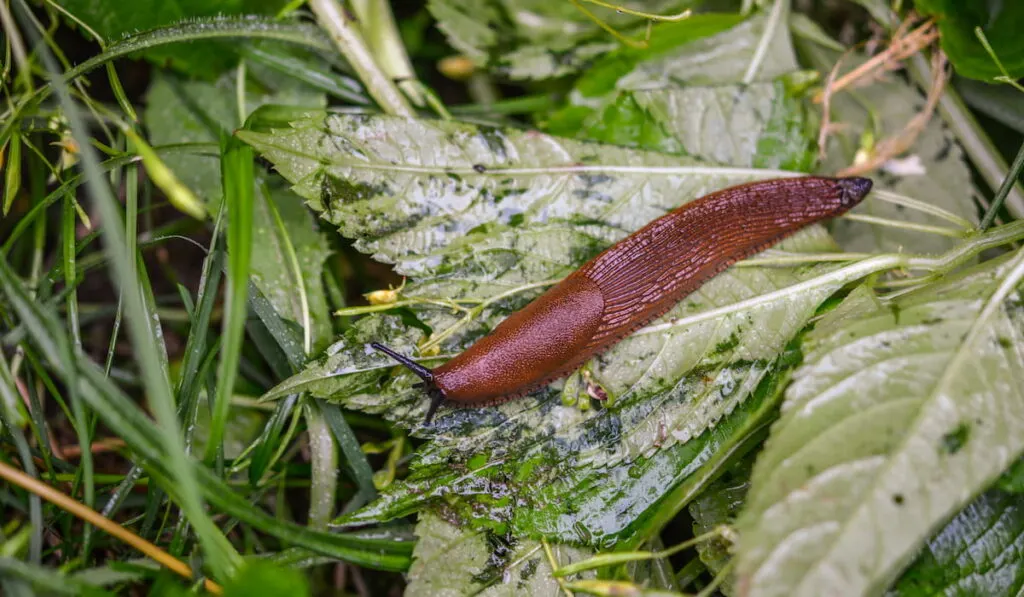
[176,213,224,424]
[319,401,377,507]
[247,281,304,370]
[304,399,338,529]
[11,0,240,579]
[17,356,57,484]
[980,139,1024,230]
[62,190,95,561]
[3,131,21,215]
[205,137,254,467]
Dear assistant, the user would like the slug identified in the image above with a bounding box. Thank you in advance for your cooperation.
[372,176,873,423]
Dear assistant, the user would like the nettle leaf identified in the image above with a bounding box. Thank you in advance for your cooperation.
[546,13,805,166]
[406,512,594,596]
[799,44,978,256]
[427,0,696,80]
[242,113,864,546]
[631,78,817,171]
[548,78,816,171]
[888,481,1024,596]
[557,12,747,98]
[735,253,1024,596]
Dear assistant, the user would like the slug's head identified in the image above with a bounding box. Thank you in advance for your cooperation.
[835,176,873,208]
[370,342,446,424]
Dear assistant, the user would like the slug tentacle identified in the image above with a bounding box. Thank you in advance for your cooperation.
[370,342,447,423]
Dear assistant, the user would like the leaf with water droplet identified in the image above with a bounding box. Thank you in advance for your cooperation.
[242,109,863,547]
[736,253,1024,596]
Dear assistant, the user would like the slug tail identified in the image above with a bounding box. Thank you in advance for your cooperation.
[370,342,446,424]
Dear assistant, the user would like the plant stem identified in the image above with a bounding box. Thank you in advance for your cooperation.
[348,0,423,106]
[980,139,1024,230]
[308,0,413,117]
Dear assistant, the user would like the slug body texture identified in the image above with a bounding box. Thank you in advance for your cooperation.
[373,176,872,422]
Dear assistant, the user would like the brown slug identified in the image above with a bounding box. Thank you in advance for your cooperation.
[372,176,873,423]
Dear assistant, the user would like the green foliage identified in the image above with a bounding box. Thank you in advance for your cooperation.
[4,1,1024,596]
[736,255,1024,596]
[916,0,1024,81]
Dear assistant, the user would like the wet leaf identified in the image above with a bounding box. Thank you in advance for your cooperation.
[243,113,861,545]
[888,482,1024,596]
[631,78,817,170]
[545,13,807,169]
[427,0,697,80]
[612,12,798,89]
[735,253,1024,597]
[689,466,751,595]
[250,183,333,353]
[406,512,594,596]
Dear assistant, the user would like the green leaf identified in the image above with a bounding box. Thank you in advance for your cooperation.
[545,92,685,155]
[799,45,978,255]
[888,483,1024,596]
[631,78,817,170]
[251,183,333,354]
[406,512,594,595]
[688,466,751,595]
[545,14,807,165]
[566,11,797,104]
[735,251,1024,596]
[916,0,1024,81]
[57,0,288,77]
[427,0,698,80]
[143,68,325,205]
[242,113,865,546]
[238,113,807,281]
[546,76,818,171]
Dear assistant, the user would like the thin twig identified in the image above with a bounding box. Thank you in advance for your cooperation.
[813,18,938,104]
[839,51,949,176]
